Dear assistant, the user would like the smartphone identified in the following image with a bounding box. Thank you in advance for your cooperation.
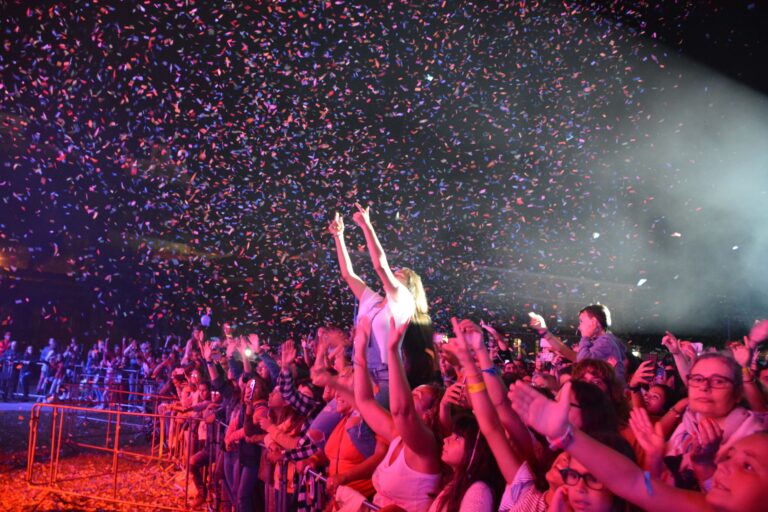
[458,376,467,404]
[433,333,449,345]
[644,353,658,366]
[246,378,256,401]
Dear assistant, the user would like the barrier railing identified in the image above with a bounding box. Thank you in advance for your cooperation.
[26,398,385,511]
[295,466,380,512]
[1,360,164,404]
[55,381,173,413]
[25,400,222,510]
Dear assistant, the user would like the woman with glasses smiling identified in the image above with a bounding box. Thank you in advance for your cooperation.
[664,352,763,491]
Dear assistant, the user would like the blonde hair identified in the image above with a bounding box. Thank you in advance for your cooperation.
[398,267,429,318]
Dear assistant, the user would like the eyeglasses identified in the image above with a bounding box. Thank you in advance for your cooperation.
[687,374,735,389]
[560,468,604,490]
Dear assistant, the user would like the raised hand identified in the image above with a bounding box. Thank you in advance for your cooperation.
[510,380,571,440]
[201,341,212,361]
[328,211,344,236]
[310,366,332,388]
[661,331,681,355]
[280,340,297,368]
[679,341,697,362]
[457,319,485,353]
[479,320,499,337]
[629,408,666,459]
[749,319,768,348]
[629,360,656,388]
[387,316,410,352]
[528,312,547,333]
[226,337,238,359]
[730,338,752,368]
[352,202,371,227]
[441,381,468,409]
[448,317,474,364]
[247,333,261,353]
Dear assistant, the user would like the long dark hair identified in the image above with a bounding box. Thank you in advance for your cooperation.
[570,380,620,435]
[573,359,630,422]
[403,318,439,387]
[433,415,503,512]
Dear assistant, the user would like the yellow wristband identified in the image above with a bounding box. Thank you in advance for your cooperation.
[467,382,487,394]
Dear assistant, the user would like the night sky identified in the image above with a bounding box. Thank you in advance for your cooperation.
[2,1,767,346]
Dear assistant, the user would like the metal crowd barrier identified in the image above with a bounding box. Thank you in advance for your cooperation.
[1,360,163,404]
[26,398,384,511]
[55,381,172,414]
[25,399,224,510]
[302,467,380,511]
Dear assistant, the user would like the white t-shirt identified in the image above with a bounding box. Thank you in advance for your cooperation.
[498,461,547,512]
[372,436,441,512]
[427,480,494,512]
[356,285,415,365]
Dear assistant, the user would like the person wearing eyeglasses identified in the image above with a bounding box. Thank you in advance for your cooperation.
[665,353,763,491]
[552,431,636,512]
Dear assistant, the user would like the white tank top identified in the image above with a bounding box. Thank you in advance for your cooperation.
[372,436,441,512]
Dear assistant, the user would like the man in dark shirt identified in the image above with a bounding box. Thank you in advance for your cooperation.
[1,340,21,400]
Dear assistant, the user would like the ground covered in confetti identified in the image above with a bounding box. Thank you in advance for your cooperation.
[2,1,767,342]
[0,404,191,511]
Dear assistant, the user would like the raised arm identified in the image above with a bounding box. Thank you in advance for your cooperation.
[469,320,535,463]
[329,212,366,299]
[732,337,767,412]
[238,337,252,376]
[628,360,656,409]
[352,316,395,442]
[661,332,691,386]
[510,381,709,512]
[529,312,577,362]
[352,203,400,298]
[278,340,321,417]
[387,317,440,470]
[448,318,525,484]
[201,342,220,382]
[480,320,509,352]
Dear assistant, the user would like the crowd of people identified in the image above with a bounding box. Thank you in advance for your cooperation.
[4,205,768,512]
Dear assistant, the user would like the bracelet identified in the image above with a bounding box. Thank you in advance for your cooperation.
[546,425,574,451]
[480,366,498,376]
[467,382,487,394]
[643,471,654,496]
